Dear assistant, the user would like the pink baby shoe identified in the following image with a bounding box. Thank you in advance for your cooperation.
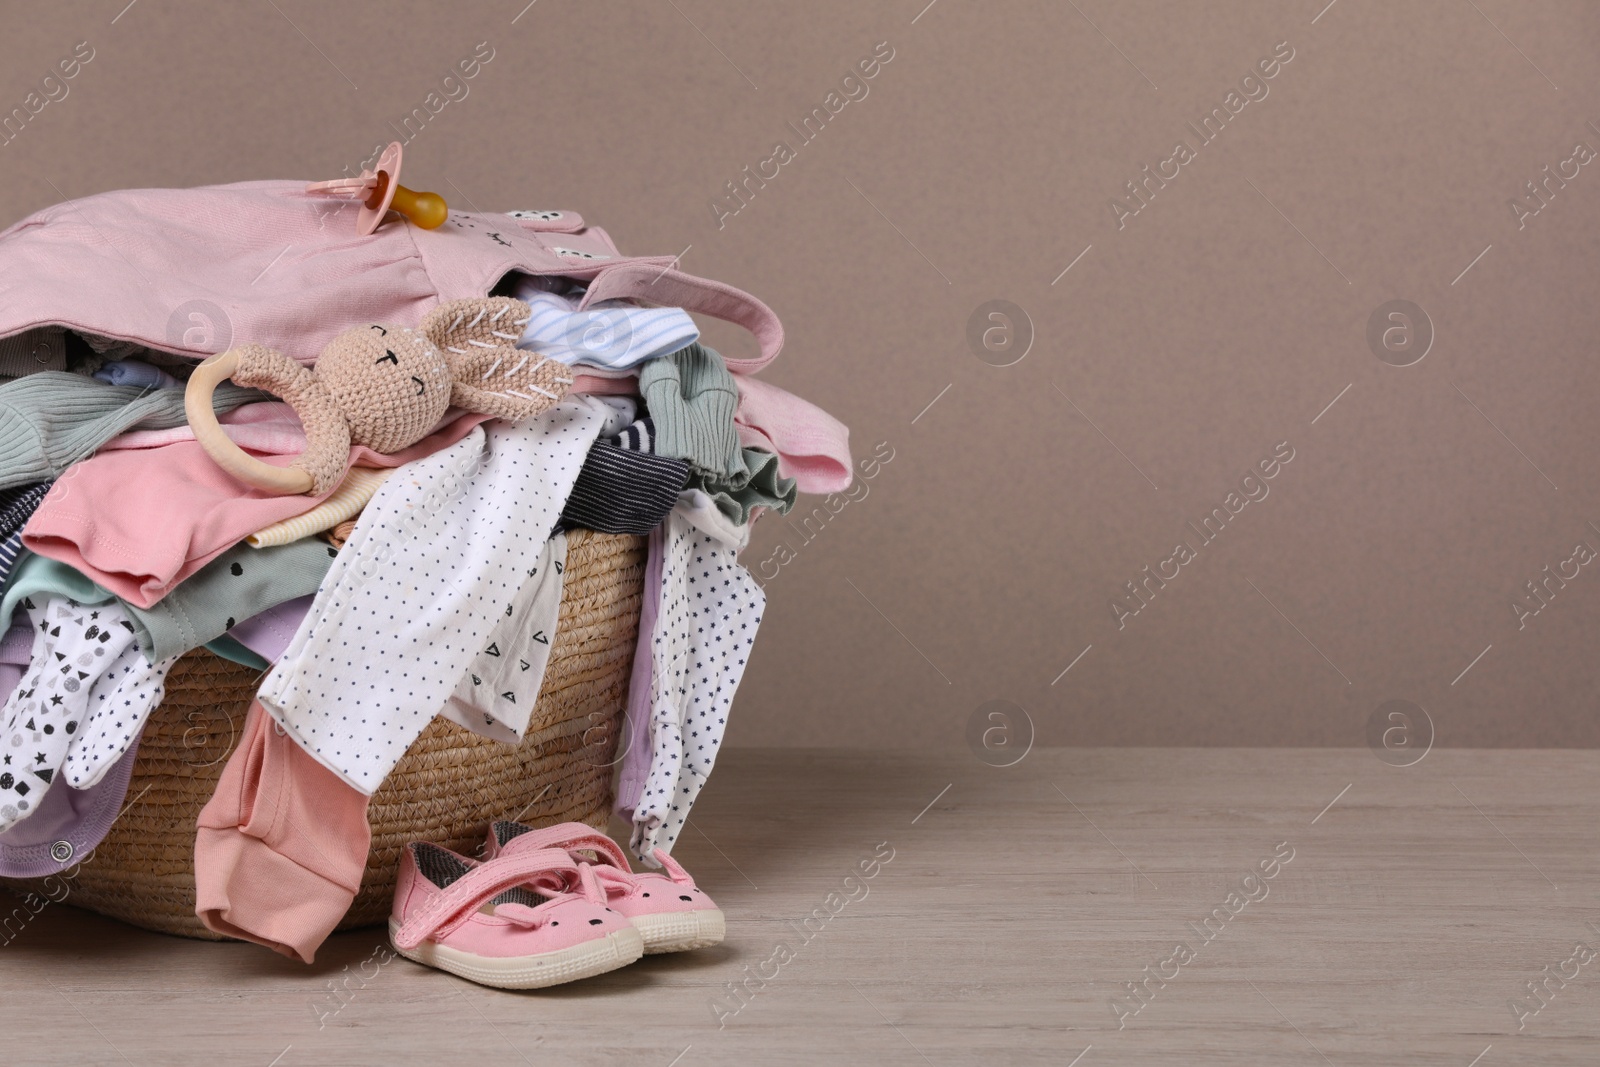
[485,821,725,954]
[389,841,643,989]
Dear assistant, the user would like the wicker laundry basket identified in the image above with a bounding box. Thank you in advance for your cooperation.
[0,529,646,938]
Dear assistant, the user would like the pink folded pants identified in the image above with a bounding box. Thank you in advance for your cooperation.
[194,699,370,963]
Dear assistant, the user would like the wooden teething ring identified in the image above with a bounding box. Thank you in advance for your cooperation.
[184,349,315,495]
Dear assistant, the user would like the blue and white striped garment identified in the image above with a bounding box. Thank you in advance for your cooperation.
[508,277,698,371]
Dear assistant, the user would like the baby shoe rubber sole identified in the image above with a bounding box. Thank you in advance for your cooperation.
[631,908,726,954]
[387,916,643,989]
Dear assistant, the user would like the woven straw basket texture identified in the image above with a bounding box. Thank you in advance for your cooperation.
[0,529,646,938]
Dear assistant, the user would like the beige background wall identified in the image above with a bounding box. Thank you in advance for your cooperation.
[3,1,1598,750]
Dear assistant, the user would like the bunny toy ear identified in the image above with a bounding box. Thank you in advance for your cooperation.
[422,297,575,422]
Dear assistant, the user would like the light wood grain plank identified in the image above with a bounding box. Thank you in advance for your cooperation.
[2,749,1598,1065]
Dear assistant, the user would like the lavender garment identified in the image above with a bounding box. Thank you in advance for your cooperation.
[0,622,29,703]
[0,621,140,877]
[226,595,315,664]
[509,277,700,371]
[0,741,140,877]
[0,621,29,663]
[614,524,663,825]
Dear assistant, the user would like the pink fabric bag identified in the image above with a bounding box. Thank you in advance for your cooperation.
[0,181,856,493]
[0,182,783,373]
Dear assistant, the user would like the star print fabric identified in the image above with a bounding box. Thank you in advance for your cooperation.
[630,511,764,860]
[0,596,175,830]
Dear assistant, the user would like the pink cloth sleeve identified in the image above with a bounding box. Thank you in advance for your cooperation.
[194,700,371,964]
[97,401,308,455]
[22,412,488,609]
[569,372,639,396]
[733,375,853,495]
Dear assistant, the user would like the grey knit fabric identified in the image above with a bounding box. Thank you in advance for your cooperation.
[0,371,261,492]
[0,328,67,377]
[637,343,742,479]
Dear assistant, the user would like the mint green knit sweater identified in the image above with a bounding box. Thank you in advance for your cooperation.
[637,343,743,479]
[0,371,261,491]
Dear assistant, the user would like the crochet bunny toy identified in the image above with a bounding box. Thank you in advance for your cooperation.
[185,297,572,495]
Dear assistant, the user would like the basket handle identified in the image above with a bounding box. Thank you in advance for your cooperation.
[576,263,783,374]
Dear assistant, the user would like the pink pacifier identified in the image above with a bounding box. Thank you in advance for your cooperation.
[305,141,448,235]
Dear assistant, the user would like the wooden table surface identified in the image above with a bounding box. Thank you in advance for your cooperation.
[2,747,1597,1066]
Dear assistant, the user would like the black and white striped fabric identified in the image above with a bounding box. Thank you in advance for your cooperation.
[557,440,688,537]
[610,417,657,454]
[0,531,22,589]
[0,482,50,591]
[0,482,50,537]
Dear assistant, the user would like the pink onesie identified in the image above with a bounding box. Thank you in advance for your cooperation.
[23,413,487,608]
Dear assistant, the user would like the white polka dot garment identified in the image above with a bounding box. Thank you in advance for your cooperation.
[0,596,176,830]
[256,398,610,795]
[630,511,765,860]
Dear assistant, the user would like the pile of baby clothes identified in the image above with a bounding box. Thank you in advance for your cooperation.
[0,180,850,963]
